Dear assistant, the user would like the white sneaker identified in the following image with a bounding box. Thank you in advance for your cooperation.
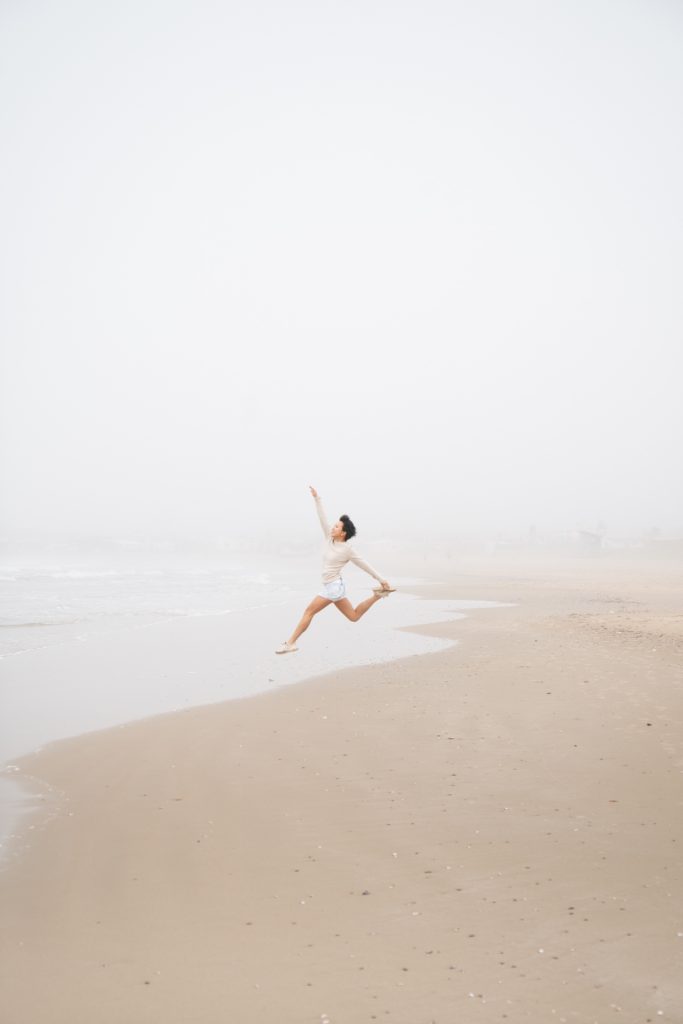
[275,641,298,654]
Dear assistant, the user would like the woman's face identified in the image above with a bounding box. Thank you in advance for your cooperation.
[331,520,346,541]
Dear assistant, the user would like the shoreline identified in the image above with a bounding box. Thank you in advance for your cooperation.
[0,585,492,766]
[0,587,505,858]
[1,558,682,1021]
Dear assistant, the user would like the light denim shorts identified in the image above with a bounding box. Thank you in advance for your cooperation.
[319,578,346,602]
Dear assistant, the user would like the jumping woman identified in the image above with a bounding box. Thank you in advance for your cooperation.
[275,486,395,654]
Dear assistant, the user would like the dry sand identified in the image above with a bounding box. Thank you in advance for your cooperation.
[1,557,682,1023]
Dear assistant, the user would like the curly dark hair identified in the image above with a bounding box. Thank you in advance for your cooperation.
[339,514,356,541]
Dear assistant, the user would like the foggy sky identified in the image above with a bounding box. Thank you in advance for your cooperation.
[2,0,682,543]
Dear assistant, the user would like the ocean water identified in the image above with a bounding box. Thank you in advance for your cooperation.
[0,545,314,660]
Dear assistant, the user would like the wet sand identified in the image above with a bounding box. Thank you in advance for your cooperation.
[1,556,682,1023]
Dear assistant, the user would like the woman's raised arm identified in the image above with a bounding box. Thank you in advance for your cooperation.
[310,485,330,538]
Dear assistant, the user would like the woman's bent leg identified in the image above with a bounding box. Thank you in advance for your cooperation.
[334,593,382,623]
[288,596,332,645]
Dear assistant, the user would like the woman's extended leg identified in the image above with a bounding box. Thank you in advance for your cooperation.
[334,592,384,623]
[287,595,332,646]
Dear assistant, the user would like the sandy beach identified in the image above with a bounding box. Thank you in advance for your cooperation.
[1,556,682,1023]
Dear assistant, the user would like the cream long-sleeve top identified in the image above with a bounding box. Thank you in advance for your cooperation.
[314,496,384,584]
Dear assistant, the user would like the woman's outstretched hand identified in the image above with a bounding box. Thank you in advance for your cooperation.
[309,485,318,498]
